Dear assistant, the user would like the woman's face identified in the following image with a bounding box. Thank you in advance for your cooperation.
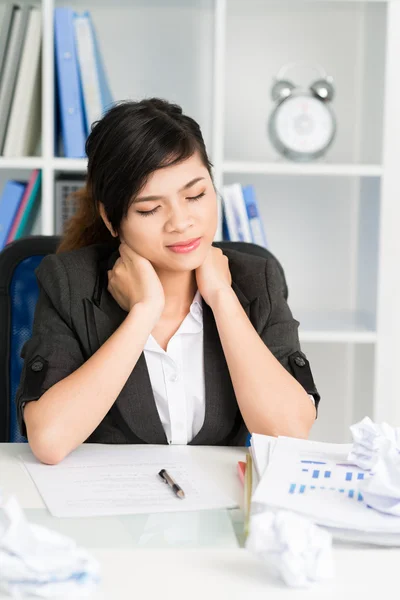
[119,152,218,272]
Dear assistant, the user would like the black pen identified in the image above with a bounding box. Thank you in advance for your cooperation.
[158,469,185,499]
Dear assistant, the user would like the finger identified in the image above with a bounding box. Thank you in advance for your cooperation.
[120,242,141,263]
[119,242,135,262]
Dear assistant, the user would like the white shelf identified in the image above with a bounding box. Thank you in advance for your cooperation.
[223,162,383,177]
[0,158,44,170]
[52,158,88,172]
[300,330,376,344]
[297,310,376,344]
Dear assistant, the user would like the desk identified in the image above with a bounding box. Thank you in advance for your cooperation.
[1,443,399,599]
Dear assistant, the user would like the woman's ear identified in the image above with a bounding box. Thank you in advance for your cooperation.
[99,203,118,238]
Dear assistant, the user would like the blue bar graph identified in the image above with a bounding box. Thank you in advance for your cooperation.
[324,471,331,478]
[312,470,320,479]
[346,472,353,481]
[357,473,364,480]
[287,483,365,503]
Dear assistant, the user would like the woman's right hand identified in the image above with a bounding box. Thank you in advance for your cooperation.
[107,242,165,317]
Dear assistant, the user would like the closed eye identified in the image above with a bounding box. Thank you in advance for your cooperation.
[187,191,206,201]
[137,206,160,217]
[137,191,206,216]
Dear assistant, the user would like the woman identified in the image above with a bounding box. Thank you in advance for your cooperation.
[16,98,319,465]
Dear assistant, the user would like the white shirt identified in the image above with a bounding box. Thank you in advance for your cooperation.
[144,291,316,445]
[144,291,205,445]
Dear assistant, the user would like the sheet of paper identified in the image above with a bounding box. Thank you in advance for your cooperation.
[252,437,400,534]
[20,445,238,518]
[250,433,277,478]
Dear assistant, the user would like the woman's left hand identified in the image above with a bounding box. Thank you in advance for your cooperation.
[195,246,232,307]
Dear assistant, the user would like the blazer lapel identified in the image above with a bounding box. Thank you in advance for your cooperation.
[190,281,251,445]
[83,248,167,445]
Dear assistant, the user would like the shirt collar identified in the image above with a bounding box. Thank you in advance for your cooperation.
[190,289,203,324]
[144,290,203,353]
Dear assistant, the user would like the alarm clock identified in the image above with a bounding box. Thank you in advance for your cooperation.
[268,62,336,162]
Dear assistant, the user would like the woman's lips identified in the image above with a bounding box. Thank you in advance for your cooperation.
[167,237,202,253]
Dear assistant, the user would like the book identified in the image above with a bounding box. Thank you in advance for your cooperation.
[0,180,27,249]
[14,171,41,239]
[3,7,42,157]
[244,453,253,540]
[237,460,246,486]
[54,7,86,158]
[0,5,30,153]
[6,170,41,243]
[242,184,268,248]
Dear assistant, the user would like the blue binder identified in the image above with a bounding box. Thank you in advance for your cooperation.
[0,181,27,249]
[242,185,268,248]
[54,7,86,158]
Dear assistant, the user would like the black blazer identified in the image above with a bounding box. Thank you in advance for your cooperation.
[15,243,320,445]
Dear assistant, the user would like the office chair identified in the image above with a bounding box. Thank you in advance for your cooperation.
[0,236,286,442]
[0,235,61,442]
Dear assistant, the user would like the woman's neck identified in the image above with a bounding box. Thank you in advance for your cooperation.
[155,269,197,319]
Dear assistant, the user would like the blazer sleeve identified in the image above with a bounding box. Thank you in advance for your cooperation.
[261,257,321,413]
[15,254,85,437]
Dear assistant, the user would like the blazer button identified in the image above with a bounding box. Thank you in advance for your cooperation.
[31,360,44,372]
[294,356,306,367]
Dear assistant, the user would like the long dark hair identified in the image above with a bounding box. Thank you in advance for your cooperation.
[57,98,214,253]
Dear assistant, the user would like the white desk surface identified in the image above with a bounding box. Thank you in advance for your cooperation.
[1,443,399,599]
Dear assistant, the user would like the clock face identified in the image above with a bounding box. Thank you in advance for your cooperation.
[273,95,335,155]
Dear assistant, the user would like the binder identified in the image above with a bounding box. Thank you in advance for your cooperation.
[242,185,268,248]
[74,11,103,135]
[0,5,30,153]
[3,7,42,157]
[54,174,85,234]
[0,4,16,82]
[54,7,86,158]
[222,184,240,241]
[229,183,253,243]
[6,170,41,243]
[0,181,27,249]
[89,12,113,112]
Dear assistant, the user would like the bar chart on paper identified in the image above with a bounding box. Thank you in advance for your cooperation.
[252,437,400,537]
[288,458,368,502]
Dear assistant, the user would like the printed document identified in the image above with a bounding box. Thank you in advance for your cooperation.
[20,445,237,518]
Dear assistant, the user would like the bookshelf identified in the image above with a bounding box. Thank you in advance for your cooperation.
[1,0,400,443]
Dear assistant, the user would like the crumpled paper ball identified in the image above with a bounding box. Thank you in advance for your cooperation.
[348,416,400,471]
[245,509,334,588]
[348,417,400,517]
[0,495,100,598]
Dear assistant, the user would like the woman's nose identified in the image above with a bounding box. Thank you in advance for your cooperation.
[165,205,194,233]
